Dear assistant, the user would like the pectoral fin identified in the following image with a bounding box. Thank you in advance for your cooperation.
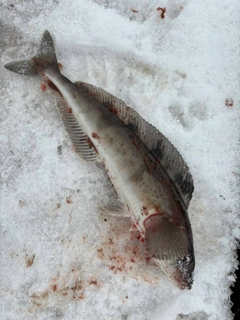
[144,214,188,261]
[100,199,130,217]
[144,214,194,289]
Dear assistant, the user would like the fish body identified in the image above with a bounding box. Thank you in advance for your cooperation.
[4,31,195,289]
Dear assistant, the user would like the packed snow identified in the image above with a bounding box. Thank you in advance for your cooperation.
[0,1,239,319]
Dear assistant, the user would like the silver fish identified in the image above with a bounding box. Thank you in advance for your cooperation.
[4,31,195,289]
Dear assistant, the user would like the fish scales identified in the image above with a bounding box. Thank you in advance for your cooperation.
[4,30,195,289]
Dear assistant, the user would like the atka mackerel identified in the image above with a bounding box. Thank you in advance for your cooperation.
[5,31,195,289]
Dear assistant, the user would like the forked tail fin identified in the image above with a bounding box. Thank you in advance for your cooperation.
[4,30,59,75]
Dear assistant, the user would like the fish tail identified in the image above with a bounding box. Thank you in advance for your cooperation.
[4,30,59,75]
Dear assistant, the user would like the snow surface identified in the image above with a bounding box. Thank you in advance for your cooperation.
[0,0,239,319]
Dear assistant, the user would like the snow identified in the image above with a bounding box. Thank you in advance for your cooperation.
[0,0,239,319]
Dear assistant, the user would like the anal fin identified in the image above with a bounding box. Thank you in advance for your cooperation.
[99,199,130,218]
[56,95,100,162]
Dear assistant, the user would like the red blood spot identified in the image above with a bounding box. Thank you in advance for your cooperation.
[32,57,45,68]
[51,284,57,292]
[145,256,151,264]
[137,235,144,243]
[142,206,148,216]
[89,277,98,285]
[225,98,234,107]
[131,224,137,230]
[92,132,100,139]
[66,196,72,204]
[109,107,118,115]
[157,7,166,19]
[41,83,47,92]
[63,106,72,114]
[47,80,62,95]
[180,6,184,10]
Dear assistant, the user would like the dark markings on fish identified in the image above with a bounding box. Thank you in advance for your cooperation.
[174,173,193,196]
[151,142,164,161]
[127,122,139,134]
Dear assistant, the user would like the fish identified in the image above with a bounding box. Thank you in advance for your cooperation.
[4,30,195,289]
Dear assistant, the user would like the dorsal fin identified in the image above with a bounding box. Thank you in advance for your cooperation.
[56,95,100,162]
[75,81,194,207]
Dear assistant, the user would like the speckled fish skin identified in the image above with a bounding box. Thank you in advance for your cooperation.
[4,31,195,290]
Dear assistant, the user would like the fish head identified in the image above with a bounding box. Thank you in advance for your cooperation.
[155,255,194,289]
[144,213,195,289]
[172,254,195,289]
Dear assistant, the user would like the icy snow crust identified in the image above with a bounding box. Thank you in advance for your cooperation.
[0,1,239,319]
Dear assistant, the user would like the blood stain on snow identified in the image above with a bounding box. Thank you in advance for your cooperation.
[22,247,35,267]
[53,203,61,211]
[66,195,72,204]
[225,98,234,107]
[29,271,101,309]
[96,218,160,284]
[157,7,166,19]
[18,200,24,207]
[25,254,35,267]
[40,83,47,92]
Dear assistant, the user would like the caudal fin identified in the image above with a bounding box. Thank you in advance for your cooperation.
[4,30,59,75]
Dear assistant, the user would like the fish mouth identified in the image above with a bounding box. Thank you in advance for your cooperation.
[155,254,195,290]
[173,254,195,289]
[143,212,195,289]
